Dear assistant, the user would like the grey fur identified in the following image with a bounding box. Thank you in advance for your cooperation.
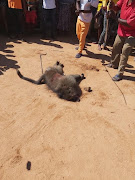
[17,61,85,102]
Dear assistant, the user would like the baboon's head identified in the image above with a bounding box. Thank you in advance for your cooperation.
[54,61,64,75]
[57,78,82,102]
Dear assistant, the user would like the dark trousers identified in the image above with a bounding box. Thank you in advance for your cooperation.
[8,8,24,35]
[98,9,107,46]
[42,8,56,37]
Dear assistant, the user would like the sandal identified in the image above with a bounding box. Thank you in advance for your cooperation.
[75,53,82,58]
[112,74,123,81]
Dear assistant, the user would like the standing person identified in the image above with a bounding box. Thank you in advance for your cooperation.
[97,0,118,51]
[97,0,109,50]
[8,0,27,38]
[57,0,75,32]
[25,0,39,33]
[94,1,104,42]
[41,0,57,39]
[0,0,8,34]
[107,0,135,81]
[75,0,99,58]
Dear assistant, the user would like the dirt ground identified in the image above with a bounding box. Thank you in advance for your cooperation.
[0,33,135,180]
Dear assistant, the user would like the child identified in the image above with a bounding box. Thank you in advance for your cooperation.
[25,0,38,33]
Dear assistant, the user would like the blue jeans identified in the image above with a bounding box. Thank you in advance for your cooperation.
[42,8,56,37]
[98,9,107,46]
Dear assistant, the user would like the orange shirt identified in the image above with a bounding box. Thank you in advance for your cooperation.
[8,0,22,9]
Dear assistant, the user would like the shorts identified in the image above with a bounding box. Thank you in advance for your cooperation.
[25,10,37,25]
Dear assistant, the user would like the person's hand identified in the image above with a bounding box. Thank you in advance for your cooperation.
[118,18,121,23]
[107,11,112,19]
[75,9,80,16]
[109,1,115,10]
[118,18,123,24]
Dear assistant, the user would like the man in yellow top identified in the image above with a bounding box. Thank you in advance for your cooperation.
[97,0,103,12]
[8,0,27,39]
[97,0,118,13]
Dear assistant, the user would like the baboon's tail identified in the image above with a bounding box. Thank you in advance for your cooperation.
[16,69,39,84]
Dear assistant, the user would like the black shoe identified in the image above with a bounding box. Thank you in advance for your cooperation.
[75,53,82,58]
[106,63,118,69]
[102,46,110,51]
[9,34,17,39]
[17,34,24,41]
[112,74,123,81]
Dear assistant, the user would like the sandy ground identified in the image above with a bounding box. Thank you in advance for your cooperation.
[0,33,135,180]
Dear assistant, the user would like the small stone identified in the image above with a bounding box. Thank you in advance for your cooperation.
[27,161,31,170]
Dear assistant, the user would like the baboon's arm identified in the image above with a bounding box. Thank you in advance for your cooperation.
[71,74,86,84]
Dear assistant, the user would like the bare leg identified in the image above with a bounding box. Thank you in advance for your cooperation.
[98,44,102,51]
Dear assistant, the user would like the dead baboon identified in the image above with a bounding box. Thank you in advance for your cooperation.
[16,61,85,102]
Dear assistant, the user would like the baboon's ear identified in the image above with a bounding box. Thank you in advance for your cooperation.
[56,61,60,65]
[61,64,64,68]
[81,73,86,79]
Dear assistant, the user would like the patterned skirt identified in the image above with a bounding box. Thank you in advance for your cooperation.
[57,3,72,31]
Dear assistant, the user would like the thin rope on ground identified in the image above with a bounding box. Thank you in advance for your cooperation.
[103,63,127,105]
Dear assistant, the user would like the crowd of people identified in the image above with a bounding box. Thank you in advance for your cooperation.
[0,0,76,39]
[0,0,135,81]
[0,0,119,42]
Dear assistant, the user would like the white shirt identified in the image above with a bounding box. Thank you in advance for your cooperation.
[43,0,56,9]
[78,0,99,23]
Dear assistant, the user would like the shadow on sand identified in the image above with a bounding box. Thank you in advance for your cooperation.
[0,54,20,75]
[84,49,111,63]
[23,34,64,49]
[0,35,20,75]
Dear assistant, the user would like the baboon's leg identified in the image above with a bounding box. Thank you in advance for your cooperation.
[36,74,46,84]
